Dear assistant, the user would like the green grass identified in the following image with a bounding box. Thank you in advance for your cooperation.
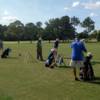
[0,42,100,100]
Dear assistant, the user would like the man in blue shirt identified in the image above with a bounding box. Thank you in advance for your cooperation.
[70,38,87,80]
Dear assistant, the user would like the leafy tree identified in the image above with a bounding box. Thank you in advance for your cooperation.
[0,15,96,41]
[36,21,44,38]
[24,23,36,42]
[60,16,75,39]
[81,17,95,33]
[43,19,60,40]
[71,16,80,35]
[78,30,89,39]
[96,30,100,42]
[0,25,8,40]
[6,20,24,41]
[89,30,98,39]
[44,16,75,40]
[71,16,80,26]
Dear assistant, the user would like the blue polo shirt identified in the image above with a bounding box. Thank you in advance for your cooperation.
[71,40,87,61]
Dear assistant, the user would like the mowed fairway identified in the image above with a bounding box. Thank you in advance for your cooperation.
[0,42,100,100]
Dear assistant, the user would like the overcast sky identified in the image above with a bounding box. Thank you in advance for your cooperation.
[0,0,100,30]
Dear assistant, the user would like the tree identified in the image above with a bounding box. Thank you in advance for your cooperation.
[44,16,75,40]
[0,24,8,40]
[6,20,24,41]
[0,15,96,41]
[36,21,43,38]
[36,22,42,28]
[60,16,75,39]
[78,30,89,39]
[71,16,80,26]
[96,30,100,42]
[24,23,36,42]
[71,16,80,35]
[81,17,95,34]
[89,30,98,39]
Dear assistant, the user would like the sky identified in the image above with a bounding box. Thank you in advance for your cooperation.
[0,0,100,31]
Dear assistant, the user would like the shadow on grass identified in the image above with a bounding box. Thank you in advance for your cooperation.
[92,60,100,65]
[1,57,18,60]
[8,57,18,59]
[58,65,71,69]
[86,76,100,85]
[0,95,13,100]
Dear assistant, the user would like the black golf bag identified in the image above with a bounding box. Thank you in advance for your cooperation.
[1,48,11,58]
[79,56,95,80]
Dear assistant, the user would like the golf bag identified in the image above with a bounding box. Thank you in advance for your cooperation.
[79,56,95,80]
[45,56,54,67]
[45,50,55,67]
[1,48,11,58]
[56,55,65,66]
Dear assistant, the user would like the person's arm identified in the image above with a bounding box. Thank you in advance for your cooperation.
[82,44,87,52]
[70,43,73,48]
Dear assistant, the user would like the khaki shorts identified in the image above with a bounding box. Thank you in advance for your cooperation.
[70,60,84,68]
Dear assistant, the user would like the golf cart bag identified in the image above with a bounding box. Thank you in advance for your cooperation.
[45,49,56,67]
[45,56,54,67]
[1,48,11,58]
[79,55,95,81]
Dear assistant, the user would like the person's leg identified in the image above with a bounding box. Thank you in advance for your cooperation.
[0,48,3,57]
[40,53,43,61]
[39,52,41,60]
[79,61,85,80]
[50,62,57,68]
[73,67,78,80]
[50,59,57,68]
[40,49,43,61]
[70,60,78,80]
[37,50,39,60]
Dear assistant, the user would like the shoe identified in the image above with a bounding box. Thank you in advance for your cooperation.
[50,66,54,68]
[75,77,79,81]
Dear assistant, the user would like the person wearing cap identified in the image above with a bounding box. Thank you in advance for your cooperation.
[70,38,87,80]
[36,38,43,61]
[45,48,57,68]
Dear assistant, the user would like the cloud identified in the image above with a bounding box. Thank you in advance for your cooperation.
[3,10,9,15]
[2,16,18,22]
[64,7,70,10]
[72,1,80,7]
[64,1,80,11]
[89,12,98,17]
[70,1,100,10]
[0,10,19,25]
[82,1,100,9]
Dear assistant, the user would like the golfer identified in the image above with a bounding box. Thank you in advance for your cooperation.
[70,38,87,80]
[36,38,43,61]
[54,38,59,49]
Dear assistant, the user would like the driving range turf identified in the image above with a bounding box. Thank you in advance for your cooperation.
[0,42,100,100]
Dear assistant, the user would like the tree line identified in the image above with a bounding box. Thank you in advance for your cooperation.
[0,15,100,41]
